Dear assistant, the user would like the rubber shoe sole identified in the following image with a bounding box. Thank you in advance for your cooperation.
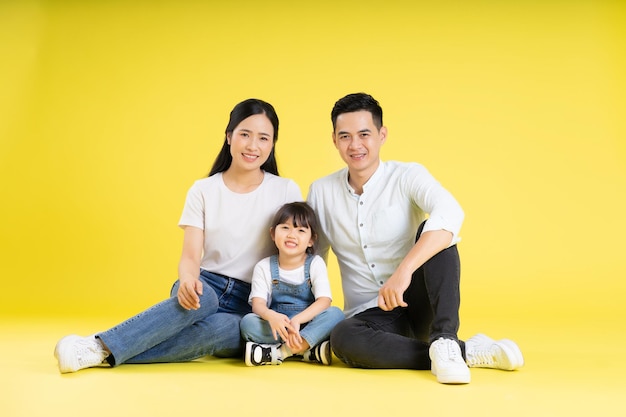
[431,364,471,384]
[495,338,525,370]
[316,340,332,365]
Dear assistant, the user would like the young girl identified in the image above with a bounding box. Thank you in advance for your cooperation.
[240,202,345,366]
[54,98,302,373]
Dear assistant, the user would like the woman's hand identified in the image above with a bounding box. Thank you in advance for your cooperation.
[177,226,204,310]
[177,278,203,310]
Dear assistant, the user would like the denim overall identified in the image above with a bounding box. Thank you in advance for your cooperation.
[239,254,345,348]
[269,254,315,318]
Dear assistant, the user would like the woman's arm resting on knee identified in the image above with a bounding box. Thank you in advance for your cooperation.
[177,226,204,310]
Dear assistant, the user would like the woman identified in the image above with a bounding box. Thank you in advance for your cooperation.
[54,98,302,373]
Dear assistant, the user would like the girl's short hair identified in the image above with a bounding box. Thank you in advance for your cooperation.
[271,202,319,255]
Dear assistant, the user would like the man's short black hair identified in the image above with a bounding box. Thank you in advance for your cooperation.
[331,92,383,130]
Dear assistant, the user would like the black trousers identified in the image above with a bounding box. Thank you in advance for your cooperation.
[330,222,463,369]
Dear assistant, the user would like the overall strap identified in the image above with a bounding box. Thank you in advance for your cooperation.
[269,255,280,281]
[304,254,314,281]
[271,254,313,281]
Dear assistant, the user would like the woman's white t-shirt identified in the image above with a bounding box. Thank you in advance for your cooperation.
[178,172,302,283]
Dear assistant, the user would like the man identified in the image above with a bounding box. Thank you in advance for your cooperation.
[307,92,523,384]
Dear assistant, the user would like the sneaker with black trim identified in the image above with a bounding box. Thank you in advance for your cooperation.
[429,337,470,384]
[465,333,524,370]
[302,340,332,365]
[54,335,109,373]
[245,342,283,366]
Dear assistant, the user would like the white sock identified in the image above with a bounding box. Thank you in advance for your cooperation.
[279,344,293,360]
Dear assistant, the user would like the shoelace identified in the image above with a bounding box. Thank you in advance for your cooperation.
[76,340,106,366]
[435,339,462,361]
[260,347,273,363]
[258,346,282,365]
[468,345,496,366]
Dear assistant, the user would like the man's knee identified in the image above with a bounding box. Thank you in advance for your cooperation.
[330,318,361,353]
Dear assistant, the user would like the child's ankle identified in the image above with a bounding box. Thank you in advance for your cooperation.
[279,344,293,360]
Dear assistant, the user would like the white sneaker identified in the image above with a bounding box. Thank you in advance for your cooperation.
[244,342,283,366]
[54,335,109,373]
[465,333,524,370]
[429,337,471,384]
[302,340,332,365]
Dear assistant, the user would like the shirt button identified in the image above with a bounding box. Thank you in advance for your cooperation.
[360,223,363,227]
[363,245,368,249]
[359,201,364,205]
[379,281,384,285]
[371,264,375,268]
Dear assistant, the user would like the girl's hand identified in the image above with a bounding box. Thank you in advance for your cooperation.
[266,311,295,343]
[177,278,203,310]
[286,320,303,352]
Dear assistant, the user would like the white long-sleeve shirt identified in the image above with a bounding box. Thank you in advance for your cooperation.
[307,161,464,318]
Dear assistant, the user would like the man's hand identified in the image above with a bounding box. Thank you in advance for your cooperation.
[377,272,411,311]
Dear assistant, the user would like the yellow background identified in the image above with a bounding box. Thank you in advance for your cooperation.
[2,0,624,322]
[2,1,626,416]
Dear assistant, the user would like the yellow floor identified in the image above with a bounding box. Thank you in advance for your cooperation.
[1,316,623,417]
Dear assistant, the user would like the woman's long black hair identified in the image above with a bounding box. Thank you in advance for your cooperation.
[208,98,280,176]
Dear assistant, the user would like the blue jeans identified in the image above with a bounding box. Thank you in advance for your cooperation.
[97,271,252,366]
[240,306,344,349]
